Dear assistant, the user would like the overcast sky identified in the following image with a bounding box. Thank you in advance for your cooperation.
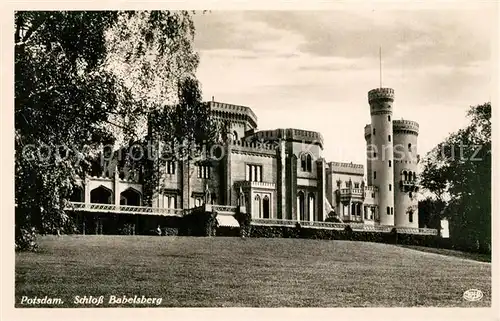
[192,7,494,165]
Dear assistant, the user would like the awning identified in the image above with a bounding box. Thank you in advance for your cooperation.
[216,215,240,228]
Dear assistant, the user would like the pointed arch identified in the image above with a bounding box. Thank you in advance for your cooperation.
[254,194,261,218]
[297,191,305,221]
[120,187,142,206]
[90,185,113,204]
[263,195,270,219]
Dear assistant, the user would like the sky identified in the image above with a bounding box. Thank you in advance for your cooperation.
[192,6,495,165]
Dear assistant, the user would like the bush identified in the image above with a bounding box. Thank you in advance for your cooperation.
[15,227,38,252]
[162,227,178,236]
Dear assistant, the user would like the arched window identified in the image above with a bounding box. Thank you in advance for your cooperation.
[263,196,270,219]
[409,211,413,223]
[413,172,417,181]
[300,154,306,171]
[297,192,305,221]
[403,170,408,181]
[408,143,412,152]
[408,171,413,181]
[308,193,315,221]
[306,154,312,172]
[254,195,261,218]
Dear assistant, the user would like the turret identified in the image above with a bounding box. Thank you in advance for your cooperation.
[368,88,395,226]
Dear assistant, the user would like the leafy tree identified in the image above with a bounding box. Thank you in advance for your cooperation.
[15,11,214,250]
[420,102,491,252]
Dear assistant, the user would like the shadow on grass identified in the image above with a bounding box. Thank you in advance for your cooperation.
[396,245,491,263]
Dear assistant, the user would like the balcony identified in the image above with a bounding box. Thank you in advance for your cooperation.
[235,181,276,190]
[399,180,419,192]
[338,188,365,200]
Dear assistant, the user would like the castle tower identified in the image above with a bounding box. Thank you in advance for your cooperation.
[364,124,373,186]
[393,120,419,228]
[368,88,395,226]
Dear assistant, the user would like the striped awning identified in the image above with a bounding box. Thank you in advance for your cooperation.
[216,215,240,228]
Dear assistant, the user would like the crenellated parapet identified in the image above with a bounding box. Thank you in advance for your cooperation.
[328,162,364,175]
[393,119,419,135]
[251,128,324,148]
[209,101,258,128]
[230,139,277,157]
[368,88,395,103]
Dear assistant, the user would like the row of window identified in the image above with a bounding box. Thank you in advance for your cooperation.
[336,180,360,189]
[165,161,211,179]
[254,194,270,219]
[246,164,263,182]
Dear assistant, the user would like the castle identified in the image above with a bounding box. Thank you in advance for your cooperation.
[71,87,425,233]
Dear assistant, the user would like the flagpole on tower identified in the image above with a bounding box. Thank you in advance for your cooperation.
[379,46,382,88]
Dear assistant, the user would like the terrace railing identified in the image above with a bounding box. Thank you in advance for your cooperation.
[66,202,185,217]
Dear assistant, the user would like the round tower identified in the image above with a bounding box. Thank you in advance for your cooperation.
[368,88,395,226]
[392,120,419,228]
[364,124,373,186]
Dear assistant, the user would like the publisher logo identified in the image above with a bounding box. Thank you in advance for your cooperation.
[463,289,483,301]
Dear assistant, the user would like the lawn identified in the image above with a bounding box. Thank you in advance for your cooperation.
[15,235,491,307]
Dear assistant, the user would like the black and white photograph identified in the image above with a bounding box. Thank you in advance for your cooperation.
[4,2,497,319]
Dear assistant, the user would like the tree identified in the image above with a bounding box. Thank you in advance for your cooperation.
[420,102,491,252]
[15,11,214,250]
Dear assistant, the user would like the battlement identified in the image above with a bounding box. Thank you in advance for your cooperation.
[230,139,277,157]
[251,128,324,148]
[209,101,258,127]
[393,119,419,135]
[328,162,364,175]
[368,88,395,103]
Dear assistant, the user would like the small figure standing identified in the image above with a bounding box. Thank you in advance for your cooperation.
[156,225,162,236]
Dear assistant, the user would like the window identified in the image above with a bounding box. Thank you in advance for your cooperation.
[254,195,261,218]
[373,128,376,135]
[403,170,408,181]
[413,172,417,181]
[372,192,375,198]
[373,152,377,158]
[263,196,270,219]
[166,161,176,175]
[373,171,377,180]
[388,135,391,142]
[391,207,394,215]
[389,184,392,191]
[354,183,360,188]
[388,160,392,167]
[301,154,313,172]
[387,207,390,215]
[388,115,391,121]
[409,212,413,223]
[408,143,412,152]
[198,165,210,178]
[246,164,263,182]
[409,192,413,199]
[167,195,176,209]
[345,181,349,188]
[233,131,238,141]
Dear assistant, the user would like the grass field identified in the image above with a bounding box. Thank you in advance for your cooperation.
[15,235,491,307]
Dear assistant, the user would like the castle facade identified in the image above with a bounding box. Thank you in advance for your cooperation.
[75,87,420,230]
